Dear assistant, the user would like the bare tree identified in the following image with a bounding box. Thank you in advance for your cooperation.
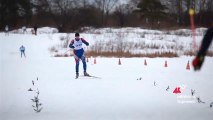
[93,0,119,26]
[78,0,90,8]
[34,0,93,31]
[162,0,213,26]
[114,4,130,27]
[30,0,213,29]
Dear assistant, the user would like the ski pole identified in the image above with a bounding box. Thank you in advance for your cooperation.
[64,49,71,54]
[189,8,197,50]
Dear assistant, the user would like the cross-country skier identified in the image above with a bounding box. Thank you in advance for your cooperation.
[69,33,89,78]
[192,22,213,70]
[20,45,26,58]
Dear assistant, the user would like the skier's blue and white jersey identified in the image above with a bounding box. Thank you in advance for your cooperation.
[69,38,89,58]
[20,46,25,51]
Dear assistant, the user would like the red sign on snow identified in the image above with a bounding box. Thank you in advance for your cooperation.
[173,87,181,94]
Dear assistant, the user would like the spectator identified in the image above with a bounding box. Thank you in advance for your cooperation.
[34,26,37,35]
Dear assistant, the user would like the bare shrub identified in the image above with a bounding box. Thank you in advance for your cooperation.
[87,51,178,57]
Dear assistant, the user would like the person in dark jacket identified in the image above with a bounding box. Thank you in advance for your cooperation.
[69,33,89,78]
[34,26,37,35]
[192,22,213,70]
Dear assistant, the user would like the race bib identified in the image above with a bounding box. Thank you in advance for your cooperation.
[73,40,83,50]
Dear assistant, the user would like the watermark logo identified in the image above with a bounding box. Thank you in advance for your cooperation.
[174,85,196,104]
[177,95,196,104]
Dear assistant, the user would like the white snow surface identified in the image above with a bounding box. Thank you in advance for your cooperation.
[0,27,213,120]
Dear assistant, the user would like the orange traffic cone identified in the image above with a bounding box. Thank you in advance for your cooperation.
[144,59,147,66]
[164,60,168,67]
[94,58,96,64]
[186,61,190,70]
[173,87,181,94]
[118,58,121,65]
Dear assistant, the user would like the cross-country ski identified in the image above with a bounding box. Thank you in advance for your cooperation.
[76,75,101,79]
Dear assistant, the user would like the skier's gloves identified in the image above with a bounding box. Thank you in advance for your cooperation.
[69,44,75,49]
[192,55,205,71]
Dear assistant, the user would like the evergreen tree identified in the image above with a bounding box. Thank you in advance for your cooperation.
[136,0,167,27]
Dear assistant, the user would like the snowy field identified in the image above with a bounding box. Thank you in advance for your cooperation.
[0,29,213,120]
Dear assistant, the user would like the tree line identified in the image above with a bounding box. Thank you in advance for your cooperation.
[0,0,212,32]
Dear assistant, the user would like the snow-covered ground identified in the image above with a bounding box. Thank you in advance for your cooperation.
[0,28,213,120]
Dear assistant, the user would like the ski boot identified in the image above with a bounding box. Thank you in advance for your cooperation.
[76,72,79,79]
[84,71,90,76]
